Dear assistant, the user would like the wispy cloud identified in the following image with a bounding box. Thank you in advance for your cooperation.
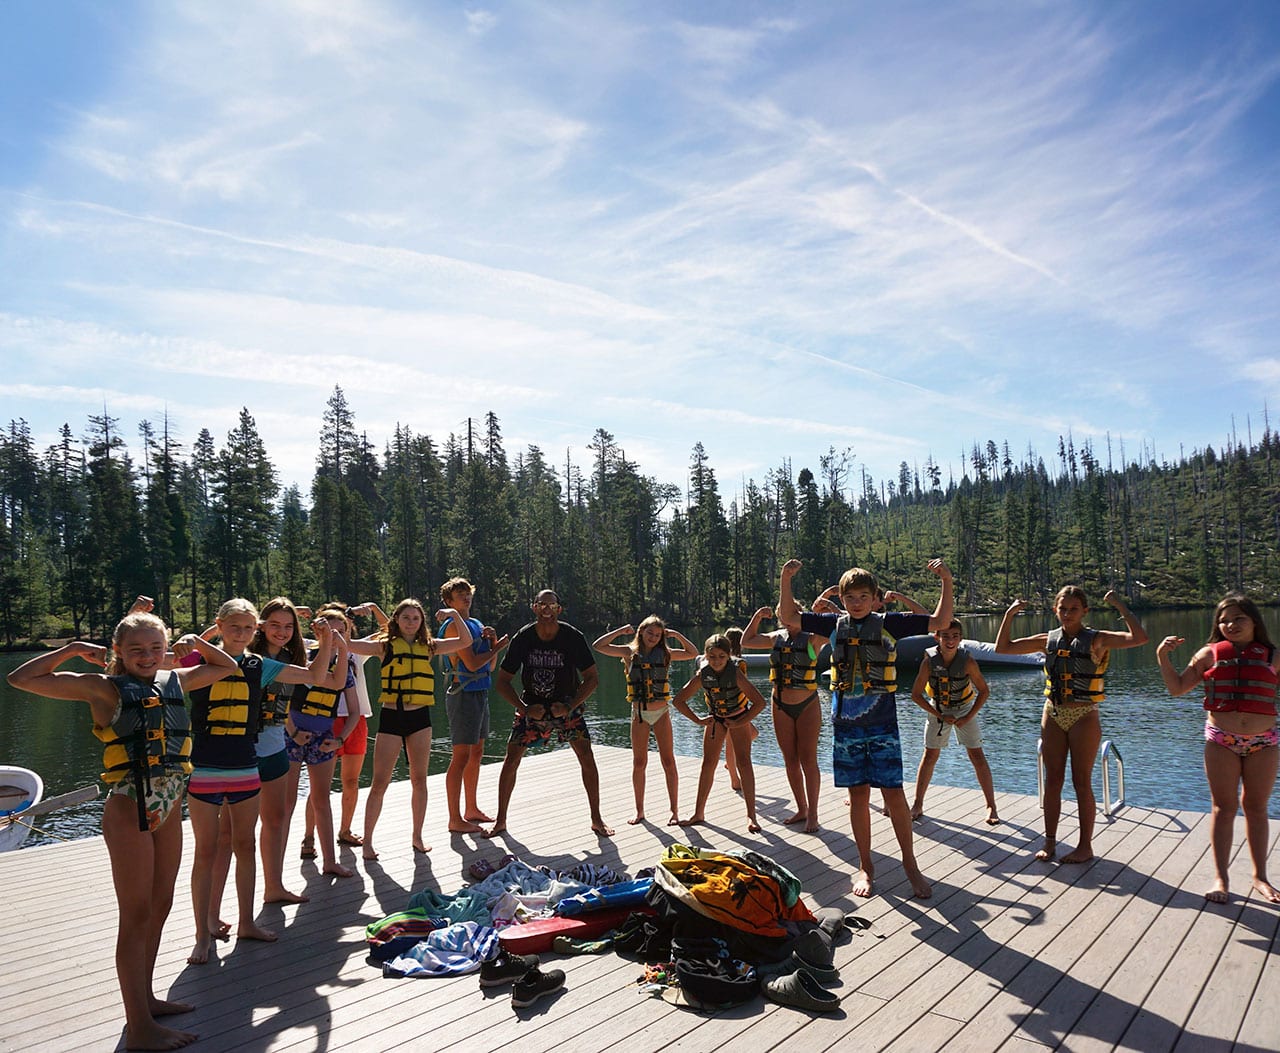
[3,1,1279,495]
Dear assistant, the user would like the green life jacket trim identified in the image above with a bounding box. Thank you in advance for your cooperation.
[769,633,818,691]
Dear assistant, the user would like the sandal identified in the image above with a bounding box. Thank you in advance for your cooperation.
[300,836,316,860]
[337,830,363,846]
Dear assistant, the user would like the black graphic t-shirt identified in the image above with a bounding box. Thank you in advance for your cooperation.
[500,622,595,705]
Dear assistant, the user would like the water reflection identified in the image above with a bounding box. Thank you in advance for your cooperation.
[3,606,1276,846]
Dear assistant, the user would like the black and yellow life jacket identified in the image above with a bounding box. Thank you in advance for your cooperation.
[1044,627,1107,708]
[96,670,192,784]
[189,653,263,736]
[626,648,671,707]
[380,637,435,710]
[925,646,975,710]
[769,633,818,691]
[291,648,343,720]
[831,613,897,696]
[699,662,745,718]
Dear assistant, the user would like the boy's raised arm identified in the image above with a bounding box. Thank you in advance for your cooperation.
[925,560,954,631]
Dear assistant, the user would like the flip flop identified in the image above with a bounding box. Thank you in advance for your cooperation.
[300,837,316,860]
[337,830,364,846]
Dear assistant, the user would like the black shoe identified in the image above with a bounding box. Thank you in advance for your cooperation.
[511,965,565,1007]
[479,950,540,987]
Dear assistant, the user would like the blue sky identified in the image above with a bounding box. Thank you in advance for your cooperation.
[3,1,1280,502]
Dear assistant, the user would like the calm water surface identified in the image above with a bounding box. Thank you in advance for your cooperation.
[3,608,1275,847]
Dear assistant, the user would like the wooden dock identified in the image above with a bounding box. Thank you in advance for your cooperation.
[1,745,1277,1052]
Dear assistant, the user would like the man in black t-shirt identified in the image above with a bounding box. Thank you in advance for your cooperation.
[482,589,614,838]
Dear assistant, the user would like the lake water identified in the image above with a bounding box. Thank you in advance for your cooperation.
[3,608,1276,848]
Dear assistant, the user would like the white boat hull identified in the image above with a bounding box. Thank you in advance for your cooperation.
[0,766,44,852]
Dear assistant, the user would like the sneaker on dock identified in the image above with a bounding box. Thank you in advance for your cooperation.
[511,965,565,1008]
[479,950,539,987]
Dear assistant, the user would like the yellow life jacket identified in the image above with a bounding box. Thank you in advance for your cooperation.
[292,648,344,720]
[699,662,745,718]
[1044,627,1107,709]
[190,654,262,736]
[381,636,435,710]
[769,633,818,691]
[926,646,976,710]
[831,613,897,695]
[626,648,671,706]
[95,670,192,784]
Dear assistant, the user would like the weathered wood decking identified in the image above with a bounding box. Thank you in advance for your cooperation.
[1,745,1277,1052]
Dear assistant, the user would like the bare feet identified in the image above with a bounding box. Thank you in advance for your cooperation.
[783,812,808,826]
[187,937,211,965]
[910,802,924,820]
[362,847,379,861]
[208,919,231,941]
[237,921,278,943]
[1251,877,1280,903]
[591,821,615,837]
[667,813,681,826]
[804,819,820,834]
[449,820,484,834]
[907,868,933,899]
[747,819,762,834]
[263,887,309,905]
[481,823,507,839]
[627,814,645,826]
[125,1021,198,1050]
[324,862,355,877]
[678,815,705,827]
[413,840,432,854]
[852,869,875,898]
[149,998,194,1017]
[1205,879,1229,904]
[985,808,1000,826]
[1034,840,1057,862]
[465,810,496,823]
[1060,845,1094,864]
[336,829,363,846]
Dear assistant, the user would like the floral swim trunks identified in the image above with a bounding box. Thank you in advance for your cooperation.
[509,703,590,746]
[109,768,188,831]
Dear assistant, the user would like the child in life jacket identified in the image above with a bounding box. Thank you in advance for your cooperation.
[780,557,954,899]
[671,633,768,833]
[1157,593,1280,904]
[349,597,473,858]
[908,618,999,825]
[593,616,699,826]
[7,613,237,1052]
[996,587,1146,864]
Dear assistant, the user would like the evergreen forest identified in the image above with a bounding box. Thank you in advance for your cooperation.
[2,387,1277,645]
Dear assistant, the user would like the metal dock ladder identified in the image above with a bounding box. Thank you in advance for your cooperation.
[1036,737,1126,817]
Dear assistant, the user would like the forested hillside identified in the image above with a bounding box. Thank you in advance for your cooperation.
[2,388,1275,643]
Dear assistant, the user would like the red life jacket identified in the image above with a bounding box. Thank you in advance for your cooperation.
[1203,639,1278,716]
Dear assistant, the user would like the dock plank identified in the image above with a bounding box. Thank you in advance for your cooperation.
[0,744,1276,1052]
